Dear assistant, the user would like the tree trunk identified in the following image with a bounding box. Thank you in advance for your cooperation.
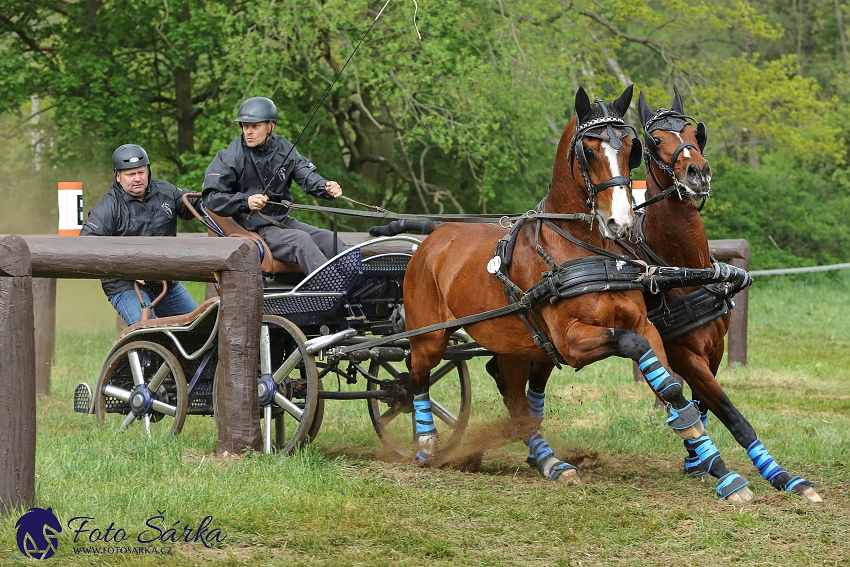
[173,3,197,174]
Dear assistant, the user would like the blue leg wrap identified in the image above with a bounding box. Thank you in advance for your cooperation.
[525,430,577,481]
[746,439,787,483]
[521,389,577,480]
[413,393,438,463]
[665,401,701,430]
[638,349,679,395]
[683,435,721,476]
[525,389,545,463]
[716,472,750,499]
[747,439,814,492]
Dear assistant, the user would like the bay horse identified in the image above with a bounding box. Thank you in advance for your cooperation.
[631,86,821,502]
[403,85,728,492]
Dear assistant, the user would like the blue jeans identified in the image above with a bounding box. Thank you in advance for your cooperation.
[109,282,198,326]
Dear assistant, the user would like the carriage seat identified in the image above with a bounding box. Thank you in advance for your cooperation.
[114,296,221,343]
[203,209,303,275]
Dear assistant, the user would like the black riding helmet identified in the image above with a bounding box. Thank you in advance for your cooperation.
[234,97,278,123]
[112,144,150,172]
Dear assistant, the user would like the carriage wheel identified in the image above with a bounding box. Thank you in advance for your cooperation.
[366,357,471,459]
[260,315,320,454]
[94,341,188,436]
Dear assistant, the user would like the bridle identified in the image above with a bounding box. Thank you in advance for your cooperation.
[567,100,642,221]
[635,109,709,211]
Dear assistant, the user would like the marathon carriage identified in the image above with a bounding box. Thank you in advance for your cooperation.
[73,195,478,458]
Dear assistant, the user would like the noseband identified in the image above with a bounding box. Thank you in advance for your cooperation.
[636,109,709,211]
[568,100,641,215]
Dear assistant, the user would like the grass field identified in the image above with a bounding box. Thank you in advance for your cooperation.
[1,273,849,565]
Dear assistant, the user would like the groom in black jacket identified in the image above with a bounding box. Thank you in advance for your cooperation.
[202,96,347,274]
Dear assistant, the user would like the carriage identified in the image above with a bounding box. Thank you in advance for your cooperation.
[72,197,479,458]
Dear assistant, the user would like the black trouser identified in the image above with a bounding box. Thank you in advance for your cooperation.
[257,216,348,274]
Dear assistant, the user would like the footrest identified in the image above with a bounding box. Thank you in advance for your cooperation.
[73,383,95,414]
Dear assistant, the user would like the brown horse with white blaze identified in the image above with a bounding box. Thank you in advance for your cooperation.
[633,86,822,502]
[403,85,722,488]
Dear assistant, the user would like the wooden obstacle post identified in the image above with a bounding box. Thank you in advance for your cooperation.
[709,239,750,367]
[215,266,263,454]
[22,235,264,454]
[32,278,57,398]
[0,235,36,515]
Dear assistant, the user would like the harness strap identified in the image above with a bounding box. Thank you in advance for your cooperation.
[336,300,531,354]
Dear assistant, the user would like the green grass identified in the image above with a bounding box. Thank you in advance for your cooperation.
[2,273,850,565]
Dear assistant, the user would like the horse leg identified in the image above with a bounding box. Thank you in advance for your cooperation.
[561,323,703,437]
[487,357,579,482]
[408,330,453,463]
[559,322,751,499]
[671,347,822,502]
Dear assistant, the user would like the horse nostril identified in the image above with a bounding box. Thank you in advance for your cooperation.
[607,218,628,238]
[687,162,700,180]
[702,162,712,181]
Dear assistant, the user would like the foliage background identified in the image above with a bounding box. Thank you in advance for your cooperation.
[2,0,849,268]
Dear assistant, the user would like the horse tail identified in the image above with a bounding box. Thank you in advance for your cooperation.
[369,219,441,237]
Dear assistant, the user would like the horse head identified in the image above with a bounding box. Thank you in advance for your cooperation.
[638,85,712,199]
[556,85,642,240]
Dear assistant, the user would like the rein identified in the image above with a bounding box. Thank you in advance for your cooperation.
[263,198,593,225]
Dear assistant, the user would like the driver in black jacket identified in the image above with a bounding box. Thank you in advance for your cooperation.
[80,144,198,325]
[202,96,347,274]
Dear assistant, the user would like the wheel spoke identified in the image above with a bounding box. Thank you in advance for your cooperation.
[142,414,151,435]
[430,399,458,428]
[146,361,172,392]
[273,351,303,383]
[380,361,404,378]
[119,412,136,431]
[128,350,145,387]
[273,391,303,420]
[149,399,177,417]
[263,405,273,454]
[260,326,272,375]
[429,361,456,386]
[376,403,405,430]
[102,384,132,403]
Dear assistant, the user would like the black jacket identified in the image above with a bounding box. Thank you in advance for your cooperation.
[202,133,331,231]
[80,179,194,296]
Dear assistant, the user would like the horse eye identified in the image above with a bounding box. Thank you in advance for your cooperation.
[584,148,594,159]
[652,137,662,145]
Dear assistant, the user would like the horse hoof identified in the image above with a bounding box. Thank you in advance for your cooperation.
[797,486,823,503]
[673,421,706,441]
[725,486,756,503]
[555,468,581,485]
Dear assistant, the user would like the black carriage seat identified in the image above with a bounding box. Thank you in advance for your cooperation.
[180,193,303,276]
[113,296,220,344]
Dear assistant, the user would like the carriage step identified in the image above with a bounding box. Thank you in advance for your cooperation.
[73,383,95,414]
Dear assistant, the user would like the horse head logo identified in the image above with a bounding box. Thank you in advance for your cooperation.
[15,507,62,560]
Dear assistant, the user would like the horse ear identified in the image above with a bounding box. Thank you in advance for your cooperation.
[671,84,684,114]
[638,90,652,128]
[612,84,634,117]
[575,87,591,123]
